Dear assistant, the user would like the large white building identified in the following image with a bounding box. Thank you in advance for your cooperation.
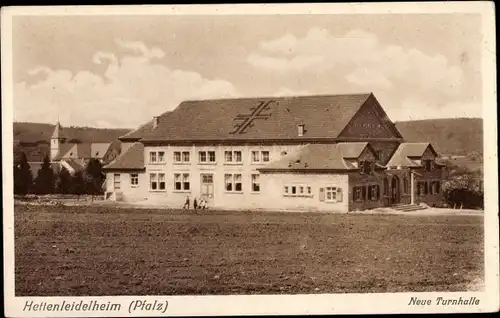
[103,93,445,212]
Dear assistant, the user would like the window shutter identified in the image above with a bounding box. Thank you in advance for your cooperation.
[319,188,325,202]
[417,183,421,195]
[362,186,366,201]
[337,188,343,202]
[376,185,380,200]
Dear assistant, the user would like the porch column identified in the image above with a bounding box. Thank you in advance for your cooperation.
[410,171,415,205]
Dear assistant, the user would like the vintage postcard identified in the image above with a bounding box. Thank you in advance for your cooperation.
[2,2,498,317]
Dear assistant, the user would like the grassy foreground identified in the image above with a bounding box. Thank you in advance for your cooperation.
[14,204,484,296]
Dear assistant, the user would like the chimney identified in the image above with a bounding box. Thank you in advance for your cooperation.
[297,124,305,136]
[153,116,159,129]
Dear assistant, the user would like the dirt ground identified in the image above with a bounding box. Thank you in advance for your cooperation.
[14,204,484,296]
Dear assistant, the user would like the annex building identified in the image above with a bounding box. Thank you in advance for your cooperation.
[103,93,445,212]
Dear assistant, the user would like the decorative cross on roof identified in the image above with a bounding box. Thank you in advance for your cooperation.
[230,100,274,134]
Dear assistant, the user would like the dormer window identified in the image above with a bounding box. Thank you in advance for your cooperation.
[423,159,433,172]
[297,124,305,136]
[359,161,373,174]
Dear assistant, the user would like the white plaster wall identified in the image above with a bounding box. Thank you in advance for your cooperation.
[142,144,305,209]
[259,173,349,212]
[105,172,147,202]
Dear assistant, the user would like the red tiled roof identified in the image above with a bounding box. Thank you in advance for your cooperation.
[91,143,112,159]
[385,142,437,168]
[141,93,373,143]
[102,142,144,171]
[258,142,372,172]
[119,111,172,141]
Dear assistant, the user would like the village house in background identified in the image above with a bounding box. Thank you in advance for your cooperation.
[49,121,121,174]
[13,122,124,177]
[103,92,446,212]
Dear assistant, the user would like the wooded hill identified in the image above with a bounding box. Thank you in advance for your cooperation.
[14,122,131,144]
[394,118,483,156]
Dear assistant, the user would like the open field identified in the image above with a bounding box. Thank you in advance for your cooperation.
[14,204,484,296]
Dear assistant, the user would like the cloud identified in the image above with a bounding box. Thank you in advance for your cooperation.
[14,40,239,128]
[272,87,311,97]
[346,68,392,89]
[248,28,464,97]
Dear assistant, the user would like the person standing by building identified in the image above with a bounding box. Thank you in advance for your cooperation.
[183,195,190,209]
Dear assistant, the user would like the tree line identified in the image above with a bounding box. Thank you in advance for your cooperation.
[14,153,105,196]
[442,160,484,210]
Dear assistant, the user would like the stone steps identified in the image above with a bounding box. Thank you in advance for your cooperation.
[392,204,428,212]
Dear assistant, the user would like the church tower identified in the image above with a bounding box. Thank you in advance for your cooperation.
[50,121,66,161]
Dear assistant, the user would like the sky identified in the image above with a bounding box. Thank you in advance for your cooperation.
[12,13,482,129]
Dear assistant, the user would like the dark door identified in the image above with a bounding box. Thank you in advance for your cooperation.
[391,176,400,204]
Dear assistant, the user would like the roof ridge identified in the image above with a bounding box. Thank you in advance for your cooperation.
[180,92,374,104]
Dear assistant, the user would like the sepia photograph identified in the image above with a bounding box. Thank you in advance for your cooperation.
[2,2,498,316]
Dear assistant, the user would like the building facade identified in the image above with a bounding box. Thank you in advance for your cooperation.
[103,93,445,212]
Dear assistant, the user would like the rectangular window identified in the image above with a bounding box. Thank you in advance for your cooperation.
[150,173,157,190]
[150,173,165,191]
[158,151,165,163]
[174,173,190,191]
[130,174,138,186]
[175,151,190,163]
[182,151,190,162]
[183,173,190,190]
[208,151,216,163]
[158,173,166,190]
[430,180,440,195]
[251,174,260,192]
[174,173,181,190]
[283,184,313,197]
[225,150,243,164]
[234,174,242,191]
[353,186,363,202]
[262,151,270,162]
[251,151,260,163]
[149,151,157,163]
[113,174,121,189]
[149,151,165,164]
[360,161,373,174]
[369,185,380,201]
[225,174,233,191]
[225,151,233,162]
[199,151,207,163]
[174,151,181,163]
[325,187,343,202]
[424,160,433,172]
[235,151,242,162]
[375,150,383,162]
[252,150,271,164]
[418,181,427,196]
[224,174,242,192]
